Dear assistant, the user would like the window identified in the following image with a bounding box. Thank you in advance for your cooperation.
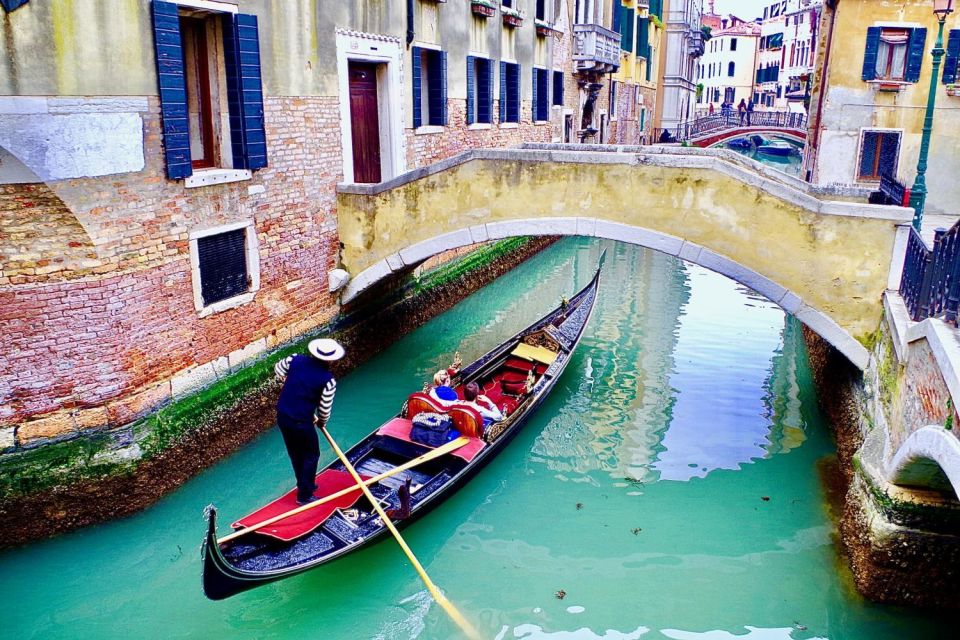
[412,47,448,128]
[728,61,735,77]
[730,38,737,51]
[552,70,564,105]
[858,130,901,181]
[467,56,494,125]
[190,221,260,315]
[150,1,267,181]
[944,30,960,84]
[533,67,550,121]
[862,26,926,83]
[500,62,520,123]
[536,0,546,21]
[609,81,618,119]
[724,87,735,103]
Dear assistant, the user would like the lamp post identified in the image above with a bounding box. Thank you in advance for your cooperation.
[910,0,955,231]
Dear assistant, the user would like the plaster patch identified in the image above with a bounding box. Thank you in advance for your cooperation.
[0,112,145,180]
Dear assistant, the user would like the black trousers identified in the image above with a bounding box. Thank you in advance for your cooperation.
[277,415,320,501]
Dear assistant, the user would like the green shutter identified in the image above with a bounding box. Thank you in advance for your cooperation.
[944,30,960,84]
[621,8,634,53]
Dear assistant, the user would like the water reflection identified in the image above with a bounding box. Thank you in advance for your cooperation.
[532,245,807,484]
[720,135,804,177]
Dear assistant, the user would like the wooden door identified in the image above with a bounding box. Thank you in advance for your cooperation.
[349,62,382,183]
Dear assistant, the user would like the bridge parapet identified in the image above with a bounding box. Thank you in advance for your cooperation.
[337,145,912,369]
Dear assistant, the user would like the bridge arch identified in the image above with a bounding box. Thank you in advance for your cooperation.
[692,128,808,148]
[337,147,913,371]
[886,426,960,499]
[342,217,870,369]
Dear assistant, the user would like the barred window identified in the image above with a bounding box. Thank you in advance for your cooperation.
[190,221,260,315]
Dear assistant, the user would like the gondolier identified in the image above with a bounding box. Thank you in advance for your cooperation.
[274,338,345,504]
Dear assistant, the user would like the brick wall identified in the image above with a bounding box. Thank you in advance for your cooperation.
[407,99,558,168]
[2,96,343,442]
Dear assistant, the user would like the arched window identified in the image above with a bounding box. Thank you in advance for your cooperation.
[728,61,735,77]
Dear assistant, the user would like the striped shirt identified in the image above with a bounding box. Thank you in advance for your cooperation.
[275,354,337,427]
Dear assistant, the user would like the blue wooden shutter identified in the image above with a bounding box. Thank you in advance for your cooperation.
[223,12,268,170]
[508,64,520,122]
[943,29,960,84]
[0,0,30,13]
[412,46,423,129]
[440,50,448,126]
[466,56,476,125]
[500,61,507,123]
[905,28,927,83]
[621,8,634,53]
[531,69,538,122]
[861,27,881,81]
[487,60,495,121]
[151,1,192,179]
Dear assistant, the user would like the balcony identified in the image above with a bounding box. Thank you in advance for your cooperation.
[573,23,621,73]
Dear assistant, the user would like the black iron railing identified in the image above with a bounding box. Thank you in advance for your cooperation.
[651,111,807,144]
[900,222,960,325]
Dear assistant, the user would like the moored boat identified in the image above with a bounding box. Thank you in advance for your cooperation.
[201,253,605,600]
[756,139,796,156]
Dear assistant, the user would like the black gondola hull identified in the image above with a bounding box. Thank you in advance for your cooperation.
[202,256,603,600]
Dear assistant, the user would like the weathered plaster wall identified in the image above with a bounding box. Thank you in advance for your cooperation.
[810,0,960,215]
[337,149,908,349]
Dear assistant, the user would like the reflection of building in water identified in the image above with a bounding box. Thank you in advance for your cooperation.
[761,315,808,456]
[533,241,689,482]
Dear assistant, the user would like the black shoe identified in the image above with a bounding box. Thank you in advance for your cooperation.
[296,495,320,506]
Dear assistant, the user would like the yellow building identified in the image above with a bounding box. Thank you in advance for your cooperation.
[608,0,664,143]
[806,0,960,218]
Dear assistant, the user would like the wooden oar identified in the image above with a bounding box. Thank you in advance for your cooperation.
[218,437,470,545]
[319,425,482,640]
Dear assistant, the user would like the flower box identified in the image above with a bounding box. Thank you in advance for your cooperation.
[503,13,523,28]
[471,1,496,17]
[947,84,960,97]
[535,19,555,37]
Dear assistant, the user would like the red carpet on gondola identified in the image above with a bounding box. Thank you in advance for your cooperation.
[231,469,371,542]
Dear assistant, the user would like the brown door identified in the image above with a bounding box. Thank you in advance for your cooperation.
[348,62,382,183]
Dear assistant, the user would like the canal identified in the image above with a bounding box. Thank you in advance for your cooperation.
[720,135,804,177]
[0,238,951,639]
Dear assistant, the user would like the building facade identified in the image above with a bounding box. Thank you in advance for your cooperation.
[607,0,664,144]
[804,0,960,216]
[696,16,760,113]
[654,0,704,130]
[0,0,588,449]
[755,1,786,109]
[778,0,821,113]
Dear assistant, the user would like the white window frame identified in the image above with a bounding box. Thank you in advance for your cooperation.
[189,219,261,317]
[335,30,406,184]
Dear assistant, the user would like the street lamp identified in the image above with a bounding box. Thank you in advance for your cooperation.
[910,0,955,230]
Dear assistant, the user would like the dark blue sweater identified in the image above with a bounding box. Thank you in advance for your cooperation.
[276,355,335,424]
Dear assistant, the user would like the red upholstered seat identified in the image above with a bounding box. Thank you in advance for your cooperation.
[500,370,528,383]
[448,405,484,438]
[501,380,527,395]
[405,392,443,419]
[505,357,535,373]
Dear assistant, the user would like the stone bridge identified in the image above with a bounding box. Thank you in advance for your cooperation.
[337,145,913,371]
[655,111,808,148]
[691,126,808,149]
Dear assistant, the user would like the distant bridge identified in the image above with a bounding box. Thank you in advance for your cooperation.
[336,145,912,370]
[653,111,808,148]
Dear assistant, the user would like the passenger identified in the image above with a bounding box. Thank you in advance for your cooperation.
[461,381,504,428]
[429,369,459,406]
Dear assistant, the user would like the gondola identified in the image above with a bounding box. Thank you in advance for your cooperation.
[201,252,605,600]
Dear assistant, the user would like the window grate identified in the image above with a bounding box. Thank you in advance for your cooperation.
[197,228,249,305]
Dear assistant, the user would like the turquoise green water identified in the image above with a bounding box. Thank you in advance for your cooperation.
[1,238,951,639]
[721,136,803,177]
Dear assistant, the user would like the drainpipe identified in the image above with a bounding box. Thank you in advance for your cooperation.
[808,0,837,182]
[406,0,415,47]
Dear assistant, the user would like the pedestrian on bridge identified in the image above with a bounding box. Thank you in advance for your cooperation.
[274,338,344,504]
[746,100,754,126]
[738,99,747,125]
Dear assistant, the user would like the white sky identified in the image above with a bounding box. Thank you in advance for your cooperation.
[711,0,771,22]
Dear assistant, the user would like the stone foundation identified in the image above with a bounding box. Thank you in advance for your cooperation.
[804,326,960,609]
